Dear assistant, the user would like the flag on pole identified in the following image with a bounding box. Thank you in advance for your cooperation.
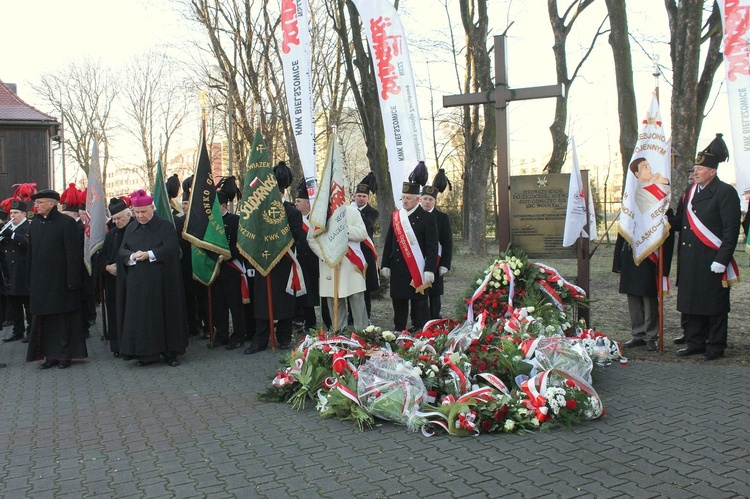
[280,0,317,206]
[152,160,175,227]
[236,129,293,277]
[183,136,231,285]
[309,128,349,267]
[618,93,672,264]
[83,141,106,275]
[350,0,426,205]
[563,138,589,247]
[718,1,750,196]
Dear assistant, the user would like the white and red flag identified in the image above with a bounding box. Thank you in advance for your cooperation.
[84,141,106,275]
[350,0,426,205]
[280,0,317,204]
[618,93,672,264]
[718,0,750,195]
[563,138,596,246]
[309,129,349,267]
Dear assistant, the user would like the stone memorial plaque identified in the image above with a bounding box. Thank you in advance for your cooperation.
[510,173,579,259]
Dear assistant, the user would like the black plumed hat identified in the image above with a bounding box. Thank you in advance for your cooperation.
[403,161,428,195]
[357,171,377,195]
[217,175,241,202]
[296,179,309,200]
[695,133,730,169]
[273,161,293,192]
[166,174,180,199]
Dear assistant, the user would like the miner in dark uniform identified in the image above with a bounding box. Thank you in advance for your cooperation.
[673,134,741,361]
[293,179,320,331]
[1,200,32,343]
[419,169,453,320]
[26,190,88,369]
[353,173,380,319]
[245,162,306,353]
[381,162,438,332]
[210,190,249,350]
[100,197,134,357]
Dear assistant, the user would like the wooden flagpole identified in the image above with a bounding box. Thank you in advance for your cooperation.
[654,65,665,354]
[267,275,276,351]
[333,266,340,332]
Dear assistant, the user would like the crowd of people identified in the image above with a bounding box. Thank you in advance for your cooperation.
[0,162,455,369]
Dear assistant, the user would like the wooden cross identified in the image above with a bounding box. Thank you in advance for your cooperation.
[443,35,563,253]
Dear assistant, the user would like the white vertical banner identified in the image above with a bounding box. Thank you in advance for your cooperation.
[350,0,426,205]
[280,0,318,204]
[719,0,750,195]
[563,137,588,247]
[618,93,672,264]
[309,129,349,267]
[84,141,106,275]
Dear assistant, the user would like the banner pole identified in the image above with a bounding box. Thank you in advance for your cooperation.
[658,245,664,353]
[267,275,276,351]
[207,284,214,348]
[100,274,108,341]
[333,266,340,332]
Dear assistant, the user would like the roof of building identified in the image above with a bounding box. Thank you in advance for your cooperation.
[0,78,59,124]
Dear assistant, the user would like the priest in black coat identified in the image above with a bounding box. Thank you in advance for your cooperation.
[100,197,134,357]
[116,190,188,366]
[673,135,741,361]
[1,200,32,343]
[381,173,438,332]
[26,190,88,369]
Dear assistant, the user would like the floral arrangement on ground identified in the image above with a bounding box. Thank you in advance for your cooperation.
[259,248,623,436]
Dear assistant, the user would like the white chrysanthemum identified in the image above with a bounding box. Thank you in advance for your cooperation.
[526,306,535,313]
[504,419,515,431]
[365,325,376,333]
[382,331,396,341]
[476,278,483,285]
[413,367,423,376]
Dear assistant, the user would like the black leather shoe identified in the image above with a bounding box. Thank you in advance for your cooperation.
[122,355,133,361]
[673,334,686,345]
[58,361,71,369]
[21,337,29,343]
[676,347,706,357]
[113,352,120,358]
[278,342,291,350]
[702,351,724,361]
[39,360,59,369]
[0,363,6,368]
[167,359,180,367]
[244,344,266,354]
[2,334,23,343]
[135,360,151,367]
[645,340,657,351]
[623,338,646,348]
[225,341,244,351]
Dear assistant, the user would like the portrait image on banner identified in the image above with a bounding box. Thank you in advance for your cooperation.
[618,93,671,265]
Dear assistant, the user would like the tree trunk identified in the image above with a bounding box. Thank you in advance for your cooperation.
[604,0,638,179]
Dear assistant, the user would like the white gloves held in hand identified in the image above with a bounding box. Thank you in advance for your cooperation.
[710,261,726,274]
[381,267,390,279]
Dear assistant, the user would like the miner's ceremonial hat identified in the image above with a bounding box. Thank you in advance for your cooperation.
[695,133,729,169]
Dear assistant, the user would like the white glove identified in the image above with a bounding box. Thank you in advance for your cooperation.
[246,268,256,277]
[439,266,448,277]
[710,261,726,274]
[381,267,390,279]
[423,271,435,284]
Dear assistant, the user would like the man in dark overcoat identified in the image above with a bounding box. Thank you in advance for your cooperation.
[1,200,32,342]
[245,162,306,353]
[293,180,320,331]
[117,190,188,367]
[673,134,740,361]
[613,231,674,351]
[353,180,380,319]
[100,197,134,357]
[210,191,249,350]
[26,190,87,369]
[381,179,438,332]
[419,183,453,320]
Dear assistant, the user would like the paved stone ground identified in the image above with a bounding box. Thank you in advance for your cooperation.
[1,320,748,498]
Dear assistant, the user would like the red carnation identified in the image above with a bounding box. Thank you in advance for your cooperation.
[565,399,577,409]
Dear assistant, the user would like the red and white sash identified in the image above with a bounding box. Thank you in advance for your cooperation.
[685,184,740,287]
[393,208,430,294]
[225,258,251,304]
[285,249,307,296]
[346,241,367,278]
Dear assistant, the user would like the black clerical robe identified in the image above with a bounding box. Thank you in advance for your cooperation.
[116,214,188,358]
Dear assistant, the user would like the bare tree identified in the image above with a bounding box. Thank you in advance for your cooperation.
[605,0,723,204]
[545,0,608,173]
[121,51,190,190]
[329,0,396,230]
[32,58,119,184]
